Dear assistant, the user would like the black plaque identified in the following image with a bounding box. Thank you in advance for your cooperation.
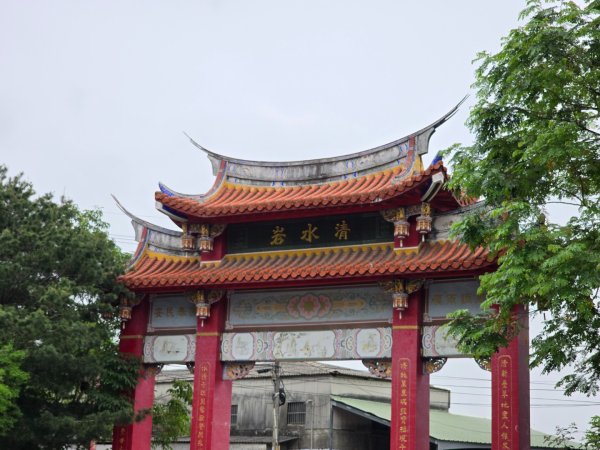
[227,212,393,253]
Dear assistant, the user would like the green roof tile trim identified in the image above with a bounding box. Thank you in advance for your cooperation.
[332,396,391,421]
[330,396,581,449]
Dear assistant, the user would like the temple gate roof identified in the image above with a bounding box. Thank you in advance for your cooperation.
[182,101,462,187]
[156,161,464,222]
[155,101,466,223]
[119,240,492,292]
[115,100,491,291]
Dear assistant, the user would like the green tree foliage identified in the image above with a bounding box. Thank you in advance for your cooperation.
[444,0,600,396]
[0,166,139,449]
[0,344,28,434]
[583,416,600,449]
[545,417,600,449]
[152,380,193,450]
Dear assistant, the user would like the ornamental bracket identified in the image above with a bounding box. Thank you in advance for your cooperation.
[189,289,226,326]
[363,360,392,379]
[380,208,409,247]
[475,357,491,372]
[406,279,425,294]
[144,363,164,377]
[119,294,142,323]
[423,357,447,374]
[223,362,256,380]
[380,279,408,318]
[380,279,425,319]
[416,202,433,241]
[181,223,227,253]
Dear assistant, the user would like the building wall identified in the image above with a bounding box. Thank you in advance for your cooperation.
[430,387,450,410]
[232,376,332,449]
[230,374,448,450]
[230,445,267,450]
[154,369,452,450]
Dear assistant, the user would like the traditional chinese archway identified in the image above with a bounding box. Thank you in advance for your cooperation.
[113,104,530,450]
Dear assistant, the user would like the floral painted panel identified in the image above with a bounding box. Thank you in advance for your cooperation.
[143,334,195,363]
[227,286,391,329]
[421,325,462,357]
[221,327,392,361]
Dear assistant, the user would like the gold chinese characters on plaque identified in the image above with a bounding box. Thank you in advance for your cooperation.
[300,223,319,243]
[334,220,351,240]
[270,226,286,246]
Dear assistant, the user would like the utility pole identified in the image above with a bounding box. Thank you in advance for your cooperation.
[306,398,314,450]
[271,362,281,450]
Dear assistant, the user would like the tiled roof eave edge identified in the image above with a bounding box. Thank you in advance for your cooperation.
[113,195,181,237]
[185,100,465,169]
[154,162,448,221]
[119,244,494,291]
[157,158,228,202]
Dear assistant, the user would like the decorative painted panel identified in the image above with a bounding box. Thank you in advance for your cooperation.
[220,327,392,361]
[226,212,392,253]
[227,285,392,329]
[148,294,197,331]
[422,325,463,357]
[425,279,485,321]
[143,334,195,363]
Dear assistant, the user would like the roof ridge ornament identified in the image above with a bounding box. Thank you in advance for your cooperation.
[181,99,466,187]
[112,194,181,237]
[184,98,466,166]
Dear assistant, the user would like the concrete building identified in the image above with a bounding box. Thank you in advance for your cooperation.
[153,362,563,450]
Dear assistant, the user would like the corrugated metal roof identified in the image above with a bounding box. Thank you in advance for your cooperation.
[157,361,392,382]
[229,435,297,444]
[331,396,580,449]
[250,361,389,380]
[332,396,391,421]
[157,362,449,396]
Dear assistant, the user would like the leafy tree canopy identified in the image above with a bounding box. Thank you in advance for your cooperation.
[0,166,139,449]
[545,417,600,449]
[444,0,600,396]
[152,379,193,450]
[0,344,28,434]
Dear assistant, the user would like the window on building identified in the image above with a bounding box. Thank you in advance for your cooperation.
[231,404,238,426]
[286,401,306,425]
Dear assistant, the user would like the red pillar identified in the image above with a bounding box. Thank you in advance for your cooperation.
[112,298,156,450]
[391,289,429,450]
[190,298,232,450]
[491,306,530,450]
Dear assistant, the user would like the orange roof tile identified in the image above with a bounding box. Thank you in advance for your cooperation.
[120,241,493,290]
[155,162,448,220]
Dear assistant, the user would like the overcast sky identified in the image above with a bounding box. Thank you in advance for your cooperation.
[1,0,596,440]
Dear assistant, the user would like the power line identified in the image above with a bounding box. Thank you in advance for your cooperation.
[229,381,600,409]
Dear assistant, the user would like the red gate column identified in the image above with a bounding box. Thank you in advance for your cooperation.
[190,296,232,450]
[391,288,429,450]
[112,298,156,450]
[491,305,530,450]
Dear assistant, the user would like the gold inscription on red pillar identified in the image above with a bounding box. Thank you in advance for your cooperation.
[196,362,211,449]
[397,358,410,450]
[115,426,126,450]
[498,355,512,450]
